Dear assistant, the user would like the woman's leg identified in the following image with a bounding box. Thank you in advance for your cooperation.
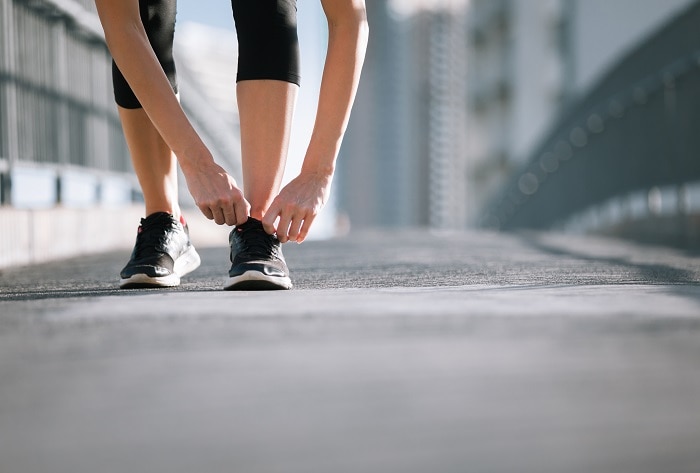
[232,0,300,220]
[237,80,297,220]
[225,0,299,290]
[113,0,179,217]
[112,0,201,289]
[118,107,180,218]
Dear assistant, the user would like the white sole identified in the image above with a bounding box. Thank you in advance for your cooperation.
[224,270,292,291]
[120,246,201,288]
[173,245,201,278]
[120,272,181,288]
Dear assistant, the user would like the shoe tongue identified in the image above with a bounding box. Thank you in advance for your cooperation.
[246,217,263,227]
[142,212,174,224]
[140,212,176,232]
[237,217,264,232]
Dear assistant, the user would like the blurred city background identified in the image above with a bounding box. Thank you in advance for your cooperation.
[2,0,700,267]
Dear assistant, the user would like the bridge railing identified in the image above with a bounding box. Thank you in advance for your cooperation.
[0,0,132,206]
[0,0,241,209]
[481,1,700,245]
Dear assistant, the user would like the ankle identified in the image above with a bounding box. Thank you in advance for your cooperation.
[249,208,265,221]
[145,206,180,220]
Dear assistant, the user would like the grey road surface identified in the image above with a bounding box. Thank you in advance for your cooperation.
[1,230,700,473]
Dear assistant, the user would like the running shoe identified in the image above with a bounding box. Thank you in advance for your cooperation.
[119,212,201,288]
[224,217,292,290]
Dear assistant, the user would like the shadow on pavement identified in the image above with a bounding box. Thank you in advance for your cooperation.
[521,232,700,308]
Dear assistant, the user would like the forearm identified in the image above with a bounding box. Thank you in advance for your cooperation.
[302,1,369,176]
[95,0,212,170]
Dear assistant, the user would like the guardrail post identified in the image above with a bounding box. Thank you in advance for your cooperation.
[2,0,19,207]
[0,172,10,205]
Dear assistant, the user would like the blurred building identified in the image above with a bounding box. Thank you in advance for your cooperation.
[175,23,239,127]
[174,22,242,207]
[338,0,469,230]
[466,0,698,225]
[339,0,700,231]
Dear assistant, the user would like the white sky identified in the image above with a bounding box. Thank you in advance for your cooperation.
[177,1,234,30]
[389,0,470,16]
[177,0,472,26]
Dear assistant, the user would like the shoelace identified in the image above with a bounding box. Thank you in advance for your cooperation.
[133,215,175,257]
[234,223,278,260]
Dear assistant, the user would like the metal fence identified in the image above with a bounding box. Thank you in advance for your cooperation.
[0,0,130,205]
[482,1,700,237]
[0,0,242,208]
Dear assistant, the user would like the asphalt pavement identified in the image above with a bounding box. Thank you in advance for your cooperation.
[1,229,700,473]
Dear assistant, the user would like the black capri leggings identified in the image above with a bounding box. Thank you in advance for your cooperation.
[112,0,300,109]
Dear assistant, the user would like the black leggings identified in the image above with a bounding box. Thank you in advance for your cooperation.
[113,0,300,109]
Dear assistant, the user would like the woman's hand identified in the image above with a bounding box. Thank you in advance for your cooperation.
[181,159,250,226]
[262,171,333,243]
[261,0,367,243]
[96,0,245,225]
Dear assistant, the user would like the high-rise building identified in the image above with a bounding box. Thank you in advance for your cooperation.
[338,0,469,230]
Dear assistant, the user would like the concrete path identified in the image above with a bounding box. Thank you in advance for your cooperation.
[1,230,700,473]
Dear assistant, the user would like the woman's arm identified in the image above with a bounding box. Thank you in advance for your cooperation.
[94,0,249,225]
[262,0,369,242]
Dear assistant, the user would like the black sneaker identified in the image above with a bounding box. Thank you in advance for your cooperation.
[119,212,201,289]
[224,217,292,290]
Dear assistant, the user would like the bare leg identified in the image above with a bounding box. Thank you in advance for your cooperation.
[237,80,298,220]
[118,106,180,218]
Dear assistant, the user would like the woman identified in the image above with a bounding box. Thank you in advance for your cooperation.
[94,0,368,290]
